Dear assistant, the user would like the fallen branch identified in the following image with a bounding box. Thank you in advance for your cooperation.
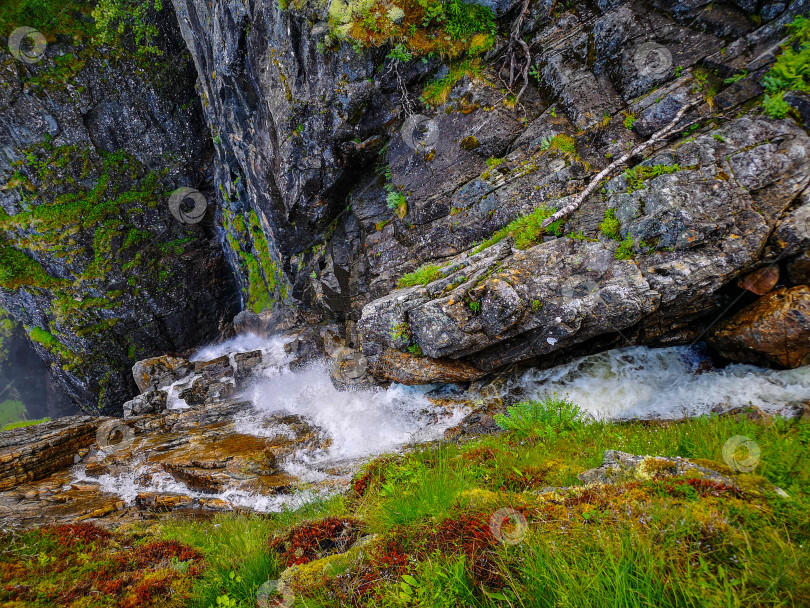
[540,98,702,229]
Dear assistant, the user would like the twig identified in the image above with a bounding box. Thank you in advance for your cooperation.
[540,98,702,228]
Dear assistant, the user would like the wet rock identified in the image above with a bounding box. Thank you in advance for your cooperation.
[708,286,810,368]
[0,417,100,491]
[123,389,168,418]
[233,350,265,388]
[135,492,193,511]
[737,266,780,295]
[785,91,810,129]
[359,117,810,381]
[194,356,233,378]
[788,250,810,285]
[444,412,502,440]
[370,350,487,385]
[578,450,736,486]
[132,356,192,394]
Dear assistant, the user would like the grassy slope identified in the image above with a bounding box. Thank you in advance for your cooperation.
[156,405,809,608]
[1,404,808,606]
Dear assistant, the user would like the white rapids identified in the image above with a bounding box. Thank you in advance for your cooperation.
[74,337,810,513]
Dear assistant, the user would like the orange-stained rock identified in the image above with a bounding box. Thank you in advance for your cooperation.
[737,266,779,295]
[371,349,486,385]
[132,355,192,393]
[709,286,810,368]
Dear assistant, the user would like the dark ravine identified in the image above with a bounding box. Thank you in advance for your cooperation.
[0,0,809,418]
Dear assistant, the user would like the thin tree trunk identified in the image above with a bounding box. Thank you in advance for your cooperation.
[540,98,701,229]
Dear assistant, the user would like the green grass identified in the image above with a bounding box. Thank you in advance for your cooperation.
[132,408,810,608]
[1,416,50,431]
[599,208,622,241]
[397,263,444,288]
[473,207,565,254]
[623,163,682,193]
[422,59,482,106]
[614,234,635,260]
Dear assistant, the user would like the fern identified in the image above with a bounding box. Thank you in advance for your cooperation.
[494,395,590,439]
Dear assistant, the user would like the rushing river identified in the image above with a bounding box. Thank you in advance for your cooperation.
[74,336,810,513]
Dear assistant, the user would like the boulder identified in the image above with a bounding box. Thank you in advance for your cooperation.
[122,389,168,418]
[132,355,192,394]
[578,450,735,486]
[708,286,810,368]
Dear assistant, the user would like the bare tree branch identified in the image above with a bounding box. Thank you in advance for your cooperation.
[540,98,702,229]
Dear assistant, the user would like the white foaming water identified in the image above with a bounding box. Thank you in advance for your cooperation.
[74,463,322,513]
[190,332,289,362]
[246,361,465,463]
[81,337,810,515]
[510,345,810,420]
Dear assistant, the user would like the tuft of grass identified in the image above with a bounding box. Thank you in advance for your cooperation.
[397,262,444,288]
[422,59,481,106]
[599,208,622,241]
[473,207,564,253]
[624,163,681,193]
[614,234,635,260]
[1,417,50,431]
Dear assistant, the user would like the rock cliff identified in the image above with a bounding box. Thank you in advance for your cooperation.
[1,0,809,412]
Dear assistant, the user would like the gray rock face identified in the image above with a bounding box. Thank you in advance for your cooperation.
[0,8,240,414]
[359,116,810,378]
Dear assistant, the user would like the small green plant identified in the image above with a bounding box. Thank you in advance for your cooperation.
[623,113,637,130]
[674,66,684,77]
[724,70,747,84]
[712,133,727,142]
[407,344,423,356]
[759,16,809,118]
[614,234,635,260]
[397,263,443,288]
[391,322,411,342]
[531,299,543,313]
[468,300,481,314]
[623,163,681,193]
[494,394,590,439]
[599,208,622,241]
[473,206,564,253]
[763,91,792,119]
[387,43,412,63]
